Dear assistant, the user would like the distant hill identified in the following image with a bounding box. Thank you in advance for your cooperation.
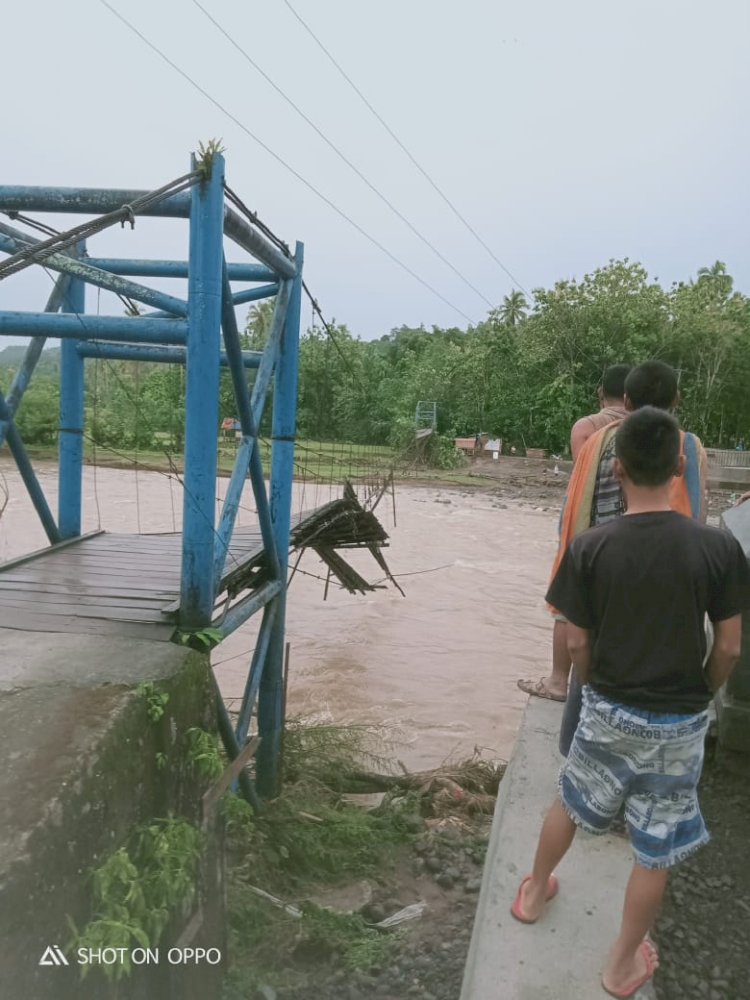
[0,345,61,375]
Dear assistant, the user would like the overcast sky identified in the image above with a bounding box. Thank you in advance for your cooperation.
[2,0,749,341]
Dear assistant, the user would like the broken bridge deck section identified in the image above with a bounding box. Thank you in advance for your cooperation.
[0,528,264,641]
[0,491,393,641]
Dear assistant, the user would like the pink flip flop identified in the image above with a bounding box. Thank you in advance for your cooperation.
[510,874,560,924]
[602,939,659,998]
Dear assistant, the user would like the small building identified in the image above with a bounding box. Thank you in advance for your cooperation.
[482,438,503,459]
[454,433,489,456]
[221,417,241,440]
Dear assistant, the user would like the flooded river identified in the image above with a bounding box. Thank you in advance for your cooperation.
[0,459,558,768]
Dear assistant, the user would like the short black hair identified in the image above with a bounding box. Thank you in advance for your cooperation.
[624,361,678,410]
[615,406,680,486]
[600,364,631,400]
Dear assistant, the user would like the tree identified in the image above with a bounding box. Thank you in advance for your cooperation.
[243,300,276,350]
[492,290,528,328]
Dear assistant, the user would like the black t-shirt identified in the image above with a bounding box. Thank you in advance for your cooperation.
[546,511,750,713]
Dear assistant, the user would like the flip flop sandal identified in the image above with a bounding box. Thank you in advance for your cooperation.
[517,678,567,703]
[510,874,560,924]
[602,939,659,998]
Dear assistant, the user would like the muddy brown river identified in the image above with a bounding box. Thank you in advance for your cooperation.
[0,460,558,768]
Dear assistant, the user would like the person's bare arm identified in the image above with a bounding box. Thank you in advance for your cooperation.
[705,615,742,691]
[566,623,593,683]
[570,418,594,463]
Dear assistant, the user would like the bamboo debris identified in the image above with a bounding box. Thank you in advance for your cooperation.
[291,482,398,594]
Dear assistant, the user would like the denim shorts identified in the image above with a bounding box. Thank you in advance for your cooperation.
[559,687,710,870]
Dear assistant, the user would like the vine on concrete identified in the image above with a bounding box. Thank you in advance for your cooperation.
[69,818,204,982]
[136,682,170,723]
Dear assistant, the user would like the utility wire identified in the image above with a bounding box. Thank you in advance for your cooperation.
[98,0,476,325]
[282,0,529,297]
[191,0,493,308]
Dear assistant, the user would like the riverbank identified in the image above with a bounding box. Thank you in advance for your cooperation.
[222,728,501,1000]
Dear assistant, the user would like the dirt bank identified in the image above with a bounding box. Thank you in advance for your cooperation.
[653,744,750,1000]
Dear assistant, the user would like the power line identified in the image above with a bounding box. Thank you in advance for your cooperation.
[190,0,494,309]
[97,0,477,325]
[281,0,529,298]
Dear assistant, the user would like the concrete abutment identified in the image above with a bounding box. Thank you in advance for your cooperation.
[0,630,225,999]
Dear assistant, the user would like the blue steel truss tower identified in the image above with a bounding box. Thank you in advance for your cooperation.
[0,152,302,796]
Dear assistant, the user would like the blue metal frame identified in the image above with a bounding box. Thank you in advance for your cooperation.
[0,151,303,798]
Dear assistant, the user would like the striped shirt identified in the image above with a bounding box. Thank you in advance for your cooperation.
[591,436,625,526]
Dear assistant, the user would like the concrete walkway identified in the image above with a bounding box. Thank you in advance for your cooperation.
[460,697,656,1000]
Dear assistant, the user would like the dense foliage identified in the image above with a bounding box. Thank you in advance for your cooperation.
[2,259,748,456]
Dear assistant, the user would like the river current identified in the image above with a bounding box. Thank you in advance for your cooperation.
[0,459,557,768]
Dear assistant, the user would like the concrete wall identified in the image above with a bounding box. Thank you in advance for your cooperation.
[0,631,225,999]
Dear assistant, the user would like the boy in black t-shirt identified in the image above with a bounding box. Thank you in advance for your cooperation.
[510,407,750,999]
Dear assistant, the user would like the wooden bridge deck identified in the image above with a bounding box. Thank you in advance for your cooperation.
[0,528,267,641]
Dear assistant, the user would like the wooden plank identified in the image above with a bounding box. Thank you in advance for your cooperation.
[79,543,182,557]
[0,530,105,573]
[43,555,182,573]
[0,607,175,641]
[0,590,173,611]
[202,737,260,816]
[0,580,175,600]
[0,596,171,623]
[0,571,181,593]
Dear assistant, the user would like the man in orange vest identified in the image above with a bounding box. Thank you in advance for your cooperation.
[518,364,631,702]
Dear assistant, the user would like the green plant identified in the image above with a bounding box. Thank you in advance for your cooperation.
[185,727,223,782]
[298,904,395,971]
[196,138,226,180]
[70,818,204,982]
[222,793,256,847]
[176,627,224,651]
[155,751,167,771]
[136,682,169,723]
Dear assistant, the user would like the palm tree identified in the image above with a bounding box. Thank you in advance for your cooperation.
[496,290,528,327]
[696,261,733,299]
[243,299,276,349]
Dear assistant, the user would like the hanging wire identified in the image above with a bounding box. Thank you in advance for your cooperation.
[30,264,248,579]
[0,172,197,281]
[281,0,529,296]
[97,0,477,324]
[191,0,494,308]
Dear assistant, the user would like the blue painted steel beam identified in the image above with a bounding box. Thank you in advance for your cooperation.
[0,273,70,449]
[0,226,188,317]
[144,282,278,318]
[0,186,192,218]
[229,283,280,307]
[0,187,295,278]
[85,257,276,283]
[213,580,282,639]
[180,154,225,628]
[58,264,86,539]
[250,280,292,430]
[257,242,304,798]
[77,343,262,368]
[222,211,296,280]
[0,312,187,343]
[0,390,60,544]
[216,695,261,813]
[234,601,277,746]
[214,265,281,589]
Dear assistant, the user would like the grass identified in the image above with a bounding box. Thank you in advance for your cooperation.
[220,720,413,997]
[21,438,478,489]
